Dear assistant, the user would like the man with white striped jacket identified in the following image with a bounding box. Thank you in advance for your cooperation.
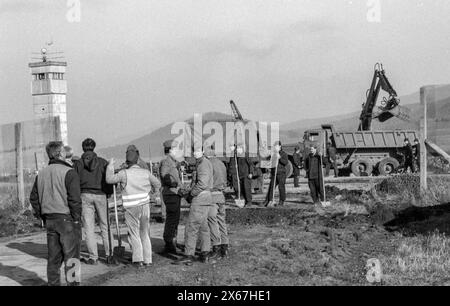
[106,148,161,266]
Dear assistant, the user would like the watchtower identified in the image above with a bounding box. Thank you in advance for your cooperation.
[29,47,68,145]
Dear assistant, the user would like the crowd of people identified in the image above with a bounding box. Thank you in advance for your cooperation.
[29,138,234,285]
[28,134,421,286]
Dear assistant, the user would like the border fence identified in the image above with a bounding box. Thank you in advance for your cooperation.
[0,116,61,210]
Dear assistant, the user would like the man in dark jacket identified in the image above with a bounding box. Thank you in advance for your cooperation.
[73,138,111,265]
[292,146,302,187]
[305,145,324,204]
[264,141,289,207]
[159,139,184,255]
[30,141,82,286]
[324,141,339,178]
[228,144,254,206]
[402,138,415,173]
[413,138,420,172]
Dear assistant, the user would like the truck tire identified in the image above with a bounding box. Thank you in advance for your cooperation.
[285,160,293,178]
[351,159,373,176]
[378,157,400,176]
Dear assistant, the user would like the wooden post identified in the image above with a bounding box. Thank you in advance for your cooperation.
[15,122,26,210]
[34,152,39,173]
[419,86,429,195]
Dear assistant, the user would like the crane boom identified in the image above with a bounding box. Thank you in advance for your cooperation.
[230,100,244,121]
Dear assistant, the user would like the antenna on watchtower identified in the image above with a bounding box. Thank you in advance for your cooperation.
[30,41,65,63]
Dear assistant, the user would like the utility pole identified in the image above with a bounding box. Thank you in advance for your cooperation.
[419,86,432,195]
[15,122,26,210]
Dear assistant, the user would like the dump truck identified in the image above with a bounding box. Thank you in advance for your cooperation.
[300,124,419,176]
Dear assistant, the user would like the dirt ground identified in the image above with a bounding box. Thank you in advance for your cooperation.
[2,175,450,286]
[91,175,450,286]
[90,182,428,286]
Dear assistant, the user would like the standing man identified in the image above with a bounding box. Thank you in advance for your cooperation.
[205,145,229,259]
[325,141,339,178]
[30,141,82,286]
[413,138,421,172]
[73,138,111,265]
[292,146,302,188]
[177,147,214,265]
[305,145,324,204]
[106,147,161,266]
[264,141,289,207]
[159,139,184,255]
[228,144,253,207]
[402,138,415,173]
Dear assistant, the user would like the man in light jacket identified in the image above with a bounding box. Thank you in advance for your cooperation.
[176,146,214,265]
[106,147,161,267]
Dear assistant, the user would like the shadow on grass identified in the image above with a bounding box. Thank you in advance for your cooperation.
[384,203,450,236]
[0,262,47,286]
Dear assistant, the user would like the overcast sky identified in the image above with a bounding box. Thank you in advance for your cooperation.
[1,0,450,149]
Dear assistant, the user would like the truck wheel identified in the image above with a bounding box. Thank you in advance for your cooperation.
[378,158,399,176]
[285,161,293,178]
[351,159,373,176]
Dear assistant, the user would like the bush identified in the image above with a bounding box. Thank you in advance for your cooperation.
[375,174,420,198]
[373,174,450,207]
[0,204,42,238]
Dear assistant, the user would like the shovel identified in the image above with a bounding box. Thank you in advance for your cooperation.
[234,152,245,209]
[320,155,331,208]
[112,185,126,260]
[106,197,118,265]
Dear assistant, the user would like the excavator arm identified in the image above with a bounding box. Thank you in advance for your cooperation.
[358,63,409,131]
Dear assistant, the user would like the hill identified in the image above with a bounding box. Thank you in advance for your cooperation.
[98,112,235,161]
[99,86,450,160]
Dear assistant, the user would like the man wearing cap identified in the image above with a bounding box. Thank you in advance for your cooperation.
[106,146,161,266]
[126,145,150,170]
[176,146,214,265]
[159,139,184,254]
[264,141,289,207]
[205,145,229,259]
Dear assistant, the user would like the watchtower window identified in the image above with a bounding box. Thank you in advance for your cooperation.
[52,73,64,80]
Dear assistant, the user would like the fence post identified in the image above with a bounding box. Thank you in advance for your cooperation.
[15,122,26,210]
[419,86,429,198]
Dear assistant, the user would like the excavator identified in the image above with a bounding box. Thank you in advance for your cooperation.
[302,63,418,176]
